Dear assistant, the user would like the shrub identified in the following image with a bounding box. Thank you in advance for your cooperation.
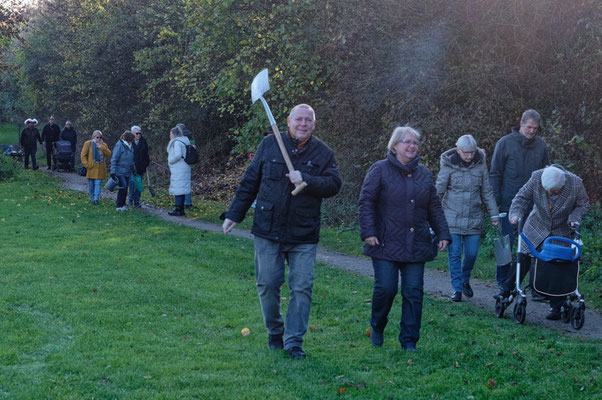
[0,154,20,181]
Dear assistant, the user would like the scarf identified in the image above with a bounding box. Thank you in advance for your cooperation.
[92,141,103,163]
[289,129,311,150]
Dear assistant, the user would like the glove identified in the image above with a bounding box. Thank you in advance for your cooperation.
[111,174,117,180]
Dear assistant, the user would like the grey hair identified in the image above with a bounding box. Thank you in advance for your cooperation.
[171,126,184,137]
[521,109,541,124]
[130,125,141,134]
[541,166,566,191]
[387,126,421,153]
[289,104,316,121]
[456,134,477,151]
[65,120,72,126]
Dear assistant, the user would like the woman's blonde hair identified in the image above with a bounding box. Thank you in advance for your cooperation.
[92,130,102,139]
[387,126,421,154]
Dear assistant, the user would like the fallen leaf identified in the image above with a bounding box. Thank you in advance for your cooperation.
[143,375,152,379]
[455,361,460,368]
[486,379,496,387]
[309,326,318,331]
[241,328,250,336]
[407,359,413,365]
[335,375,345,380]
[337,387,346,393]
[365,328,372,337]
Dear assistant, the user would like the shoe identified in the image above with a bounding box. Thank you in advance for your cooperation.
[370,329,383,347]
[116,206,127,211]
[184,204,192,209]
[47,167,52,170]
[451,291,462,302]
[268,334,283,350]
[462,282,473,298]
[546,308,561,320]
[531,292,547,302]
[168,209,185,216]
[402,343,418,352]
[286,347,306,359]
[493,288,510,300]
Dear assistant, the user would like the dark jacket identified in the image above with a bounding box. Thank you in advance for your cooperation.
[226,133,341,244]
[489,127,548,211]
[133,136,150,174]
[59,127,77,151]
[359,152,451,263]
[20,127,42,148]
[435,148,498,235]
[41,123,61,144]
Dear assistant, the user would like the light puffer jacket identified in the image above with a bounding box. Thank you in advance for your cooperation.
[435,148,498,235]
[167,136,191,196]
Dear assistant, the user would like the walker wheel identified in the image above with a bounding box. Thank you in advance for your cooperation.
[514,301,526,324]
[570,305,585,330]
[495,298,506,318]
[561,303,572,323]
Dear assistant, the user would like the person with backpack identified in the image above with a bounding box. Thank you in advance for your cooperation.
[176,123,195,209]
[166,125,191,216]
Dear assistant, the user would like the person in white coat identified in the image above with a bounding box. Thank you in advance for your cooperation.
[166,125,191,216]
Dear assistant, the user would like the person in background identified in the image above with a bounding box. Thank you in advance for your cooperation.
[359,126,451,352]
[489,109,548,301]
[20,118,42,170]
[80,130,111,204]
[110,131,136,211]
[59,120,78,172]
[436,134,498,302]
[41,116,60,170]
[166,125,191,216]
[222,104,341,359]
[496,165,589,320]
[176,123,194,209]
[128,125,150,208]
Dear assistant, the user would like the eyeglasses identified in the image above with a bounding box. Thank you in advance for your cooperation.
[399,139,420,146]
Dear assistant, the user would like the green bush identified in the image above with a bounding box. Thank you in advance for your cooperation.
[0,154,20,181]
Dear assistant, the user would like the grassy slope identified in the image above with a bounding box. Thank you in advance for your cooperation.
[0,171,600,399]
[0,123,20,145]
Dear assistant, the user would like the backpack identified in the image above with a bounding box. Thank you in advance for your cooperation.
[183,143,199,165]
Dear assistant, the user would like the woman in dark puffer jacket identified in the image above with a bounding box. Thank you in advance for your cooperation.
[359,126,451,352]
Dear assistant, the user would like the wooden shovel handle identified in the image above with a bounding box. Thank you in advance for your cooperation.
[270,123,307,196]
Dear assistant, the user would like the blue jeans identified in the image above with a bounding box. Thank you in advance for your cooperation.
[87,179,102,201]
[115,175,130,207]
[448,234,480,292]
[185,192,192,206]
[128,175,142,205]
[253,236,317,350]
[370,259,424,347]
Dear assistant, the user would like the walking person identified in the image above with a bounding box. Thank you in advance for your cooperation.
[20,118,42,170]
[110,131,136,211]
[490,109,549,300]
[495,165,589,319]
[435,135,499,302]
[41,116,60,170]
[222,104,341,359]
[166,125,191,216]
[359,126,451,352]
[176,123,194,209]
[80,130,111,204]
[59,120,78,172]
[128,125,150,208]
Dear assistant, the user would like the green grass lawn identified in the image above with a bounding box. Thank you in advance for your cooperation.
[0,169,600,398]
[0,123,20,145]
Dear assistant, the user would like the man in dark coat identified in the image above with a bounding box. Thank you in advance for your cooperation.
[489,109,548,294]
[20,118,42,170]
[222,104,341,359]
[41,116,61,170]
[59,120,77,171]
[128,125,150,208]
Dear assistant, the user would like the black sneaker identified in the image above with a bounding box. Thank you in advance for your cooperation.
[462,282,474,298]
[286,347,306,359]
[546,308,561,320]
[268,334,283,350]
[451,291,462,302]
[370,329,383,347]
[402,343,418,352]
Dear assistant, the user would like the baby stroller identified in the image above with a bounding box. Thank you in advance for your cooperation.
[52,140,73,172]
[495,220,585,329]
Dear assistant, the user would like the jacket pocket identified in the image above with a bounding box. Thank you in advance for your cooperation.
[254,199,274,233]
[267,160,285,180]
[291,207,320,239]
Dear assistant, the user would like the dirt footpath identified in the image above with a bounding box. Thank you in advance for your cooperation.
[50,170,602,340]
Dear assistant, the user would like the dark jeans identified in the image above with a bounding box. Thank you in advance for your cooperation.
[116,175,130,207]
[370,259,425,347]
[69,151,75,171]
[45,142,55,167]
[174,194,184,207]
[23,145,38,168]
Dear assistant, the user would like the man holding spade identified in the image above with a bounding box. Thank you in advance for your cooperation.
[222,103,341,359]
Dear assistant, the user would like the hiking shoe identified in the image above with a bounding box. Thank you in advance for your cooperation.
[402,343,418,352]
[370,329,383,347]
[462,282,474,298]
[546,308,561,320]
[451,291,462,302]
[286,347,307,359]
[268,334,283,350]
[116,206,127,211]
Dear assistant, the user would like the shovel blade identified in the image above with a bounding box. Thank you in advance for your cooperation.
[251,69,270,104]
[494,235,512,266]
